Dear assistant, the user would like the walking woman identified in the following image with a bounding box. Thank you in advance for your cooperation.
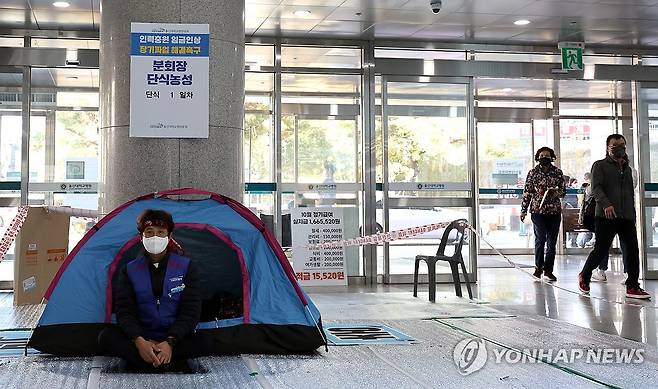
[520,147,566,282]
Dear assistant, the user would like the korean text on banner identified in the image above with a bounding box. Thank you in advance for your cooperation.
[292,208,348,286]
[129,23,210,138]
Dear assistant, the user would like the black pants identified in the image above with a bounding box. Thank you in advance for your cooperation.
[594,216,628,272]
[98,326,214,372]
[581,217,640,288]
[531,214,561,272]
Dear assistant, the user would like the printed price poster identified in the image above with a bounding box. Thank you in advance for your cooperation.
[129,23,209,138]
[292,207,348,286]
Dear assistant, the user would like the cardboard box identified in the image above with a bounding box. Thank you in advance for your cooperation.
[14,207,70,306]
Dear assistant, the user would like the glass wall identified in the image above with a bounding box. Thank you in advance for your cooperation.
[638,85,658,278]
[244,67,275,218]
[4,37,658,283]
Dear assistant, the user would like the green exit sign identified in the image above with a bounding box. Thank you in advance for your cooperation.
[559,42,584,71]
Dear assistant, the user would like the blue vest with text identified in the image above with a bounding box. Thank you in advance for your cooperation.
[126,254,190,340]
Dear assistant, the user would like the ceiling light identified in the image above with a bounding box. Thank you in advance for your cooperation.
[514,19,530,26]
[52,1,70,7]
[294,10,311,17]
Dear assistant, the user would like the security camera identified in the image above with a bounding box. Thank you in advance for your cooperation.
[430,0,442,13]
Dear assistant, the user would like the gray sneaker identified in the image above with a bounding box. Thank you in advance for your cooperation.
[591,269,607,282]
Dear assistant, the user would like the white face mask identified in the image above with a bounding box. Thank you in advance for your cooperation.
[142,235,169,255]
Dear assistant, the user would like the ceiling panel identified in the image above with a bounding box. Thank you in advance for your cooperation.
[309,20,368,37]
[340,0,408,9]
[472,27,530,41]
[270,5,338,20]
[0,7,38,28]
[3,0,658,48]
[247,0,282,4]
[325,7,380,22]
[411,24,468,40]
[0,0,29,9]
[46,68,98,88]
[598,0,658,4]
[247,0,658,46]
[32,9,94,30]
[376,9,442,25]
[400,0,462,12]
[279,0,345,5]
[505,28,564,43]
[433,13,509,27]
[364,22,427,38]
[457,0,536,14]
[28,0,92,11]
[246,3,279,18]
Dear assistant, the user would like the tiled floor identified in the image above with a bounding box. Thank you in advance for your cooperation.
[314,253,658,346]
[1,252,657,387]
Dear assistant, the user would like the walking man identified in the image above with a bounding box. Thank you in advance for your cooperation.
[578,134,650,299]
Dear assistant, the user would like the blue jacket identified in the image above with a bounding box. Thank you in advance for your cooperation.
[126,254,190,340]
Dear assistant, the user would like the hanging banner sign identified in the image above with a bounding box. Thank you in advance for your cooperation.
[291,207,348,286]
[129,22,210,138]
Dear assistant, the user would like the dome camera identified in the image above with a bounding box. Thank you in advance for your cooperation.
[430,0,442,13]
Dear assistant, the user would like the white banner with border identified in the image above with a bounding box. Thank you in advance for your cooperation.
[291,207,348,286]
[129,22,209,138]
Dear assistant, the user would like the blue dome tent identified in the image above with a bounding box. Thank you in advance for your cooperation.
[28,188,325,356]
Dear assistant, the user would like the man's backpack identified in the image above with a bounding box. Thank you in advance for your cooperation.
[582,196,596,232]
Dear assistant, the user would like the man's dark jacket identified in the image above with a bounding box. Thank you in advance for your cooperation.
[590,156,635,220]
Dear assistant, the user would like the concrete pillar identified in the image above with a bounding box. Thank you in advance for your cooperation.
[99,0,244,213]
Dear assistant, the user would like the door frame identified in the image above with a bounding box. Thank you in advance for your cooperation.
[380,75,477,284]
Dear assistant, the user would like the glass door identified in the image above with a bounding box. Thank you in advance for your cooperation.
[557,80,632,255]
[477,121,535,252]
[280,73,364,278]
[475,78,554,255]
[638,82,658,280]
[381,76,475,283]
[29,68,100,250]
[0,67,23,287]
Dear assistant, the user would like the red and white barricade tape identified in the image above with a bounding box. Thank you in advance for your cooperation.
[0,206,29,263]
[307,220,458,250]
[305,219,656,309]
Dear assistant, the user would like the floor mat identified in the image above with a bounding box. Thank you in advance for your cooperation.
[324,323,416,345]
